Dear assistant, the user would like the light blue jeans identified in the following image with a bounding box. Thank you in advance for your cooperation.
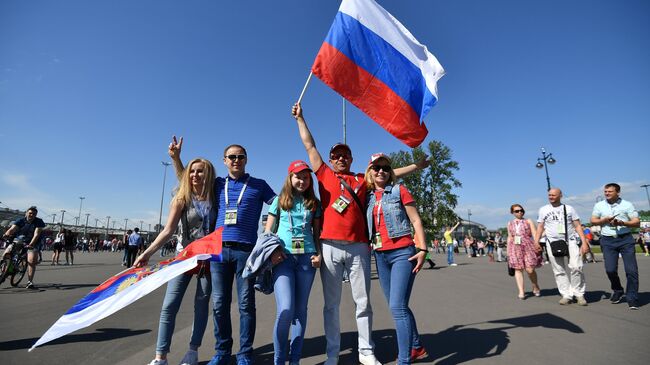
[156,268,211,355]
[272,254,317,364]
[447,245,454,265]
[320,240,374,363]
[374,246,422,365]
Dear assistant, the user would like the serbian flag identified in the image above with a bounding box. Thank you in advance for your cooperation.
[29,228,223,351]
[312,0,444,147]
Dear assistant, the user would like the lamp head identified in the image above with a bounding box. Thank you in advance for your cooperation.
[535,162,544,169]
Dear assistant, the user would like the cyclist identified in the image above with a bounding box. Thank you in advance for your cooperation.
[2,206,46,289]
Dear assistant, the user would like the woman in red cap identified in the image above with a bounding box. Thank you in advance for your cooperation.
[365,153,429,364]
[264,160,322,365]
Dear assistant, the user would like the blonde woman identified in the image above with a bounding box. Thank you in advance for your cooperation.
[365,153,429,364]
[134,158,217,365]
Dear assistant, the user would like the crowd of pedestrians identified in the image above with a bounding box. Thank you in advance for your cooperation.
[1,116,645,364]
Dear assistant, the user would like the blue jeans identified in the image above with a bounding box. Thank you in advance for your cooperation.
[374,246,422,365]
[272,254,316,364]
[156,269,211,354]
[447,245,454,264]
[600,234,639,303]
[211,247,255,361]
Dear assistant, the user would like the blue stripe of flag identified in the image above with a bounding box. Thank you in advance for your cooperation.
[325,12,438,119]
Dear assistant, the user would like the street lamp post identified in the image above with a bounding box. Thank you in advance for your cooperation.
[50,213,57,224]
[124,218,129,232]
[467,209,472,236]
[106,216,111,239]
[60,210,66,226]
[641,184,650,209]
[77,196,85,226]
[535,147,556,191]
[140,220,144,231]
[158,161,172,233]
[84,213,90,238]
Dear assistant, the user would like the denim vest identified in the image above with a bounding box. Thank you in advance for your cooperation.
[366,184,412,239]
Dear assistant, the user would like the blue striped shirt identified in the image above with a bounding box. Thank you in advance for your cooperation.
[215,173,276,245]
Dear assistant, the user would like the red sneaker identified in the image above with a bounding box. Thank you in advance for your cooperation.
[410,347,428,361]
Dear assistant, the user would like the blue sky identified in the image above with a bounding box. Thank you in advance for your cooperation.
[1,0,649,230]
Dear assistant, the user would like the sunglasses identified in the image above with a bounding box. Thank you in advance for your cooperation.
[370,165,392,172]
[225,154,247,161]
[330,153,350,160]
[513,209,525,214]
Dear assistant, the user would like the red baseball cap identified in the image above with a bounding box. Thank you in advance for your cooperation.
[368,152,391,165]
[288,160,312,174]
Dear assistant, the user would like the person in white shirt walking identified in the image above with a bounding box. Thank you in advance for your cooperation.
[534,188,590,306]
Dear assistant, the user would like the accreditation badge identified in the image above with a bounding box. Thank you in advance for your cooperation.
[291,237,305,254]
[224,209,238,225]
[331,195,350,214]
[514,235,522,245]
[373,232,383,250]
[557,222,565,234]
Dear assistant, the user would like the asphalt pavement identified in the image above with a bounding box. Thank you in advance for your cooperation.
[1,250,648,365]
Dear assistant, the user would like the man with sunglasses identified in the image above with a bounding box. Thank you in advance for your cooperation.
[291,103,427,365]
[169,137,276,365]
[591,183,640,310]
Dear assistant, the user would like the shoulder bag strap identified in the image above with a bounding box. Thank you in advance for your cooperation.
[563,204,568,242]
[337,176,370,241]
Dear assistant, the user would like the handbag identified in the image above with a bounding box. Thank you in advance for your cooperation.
[549,205,569,257]
[507,264,515,276]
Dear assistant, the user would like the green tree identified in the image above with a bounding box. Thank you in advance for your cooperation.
[389,140,462,238]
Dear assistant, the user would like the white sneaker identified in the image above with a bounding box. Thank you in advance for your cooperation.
[179,350,198,365]
[147,360,168,365]
[359,353,382,365]
[450,263,458,266]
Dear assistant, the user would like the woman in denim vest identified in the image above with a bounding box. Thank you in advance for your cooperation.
[134,158,218,365]
[364,153,428,364]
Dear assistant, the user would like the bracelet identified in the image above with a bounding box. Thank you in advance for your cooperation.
[416,247,427,254]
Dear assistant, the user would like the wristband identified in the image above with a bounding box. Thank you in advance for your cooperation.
[416,247,427,254]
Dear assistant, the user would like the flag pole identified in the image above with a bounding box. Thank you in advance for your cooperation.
[342,97,347,144]
[297,71,313,104]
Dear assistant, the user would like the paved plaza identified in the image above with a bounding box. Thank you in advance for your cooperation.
[0,250,648,365]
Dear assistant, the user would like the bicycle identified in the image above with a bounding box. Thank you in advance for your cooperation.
[0,237,29,287]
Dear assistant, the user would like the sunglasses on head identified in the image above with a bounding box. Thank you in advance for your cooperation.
[513,209,525,214]
[370,165,392,172]
[226,154,247,161]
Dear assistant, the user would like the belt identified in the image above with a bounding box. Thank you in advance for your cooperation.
[222,241,253,252]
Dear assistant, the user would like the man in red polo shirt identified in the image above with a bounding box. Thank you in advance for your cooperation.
[291,103,427,365]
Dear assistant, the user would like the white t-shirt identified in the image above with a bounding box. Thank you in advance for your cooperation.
[537,204,580,242]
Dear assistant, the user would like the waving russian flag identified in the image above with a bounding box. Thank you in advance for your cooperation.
[29,228,223,351]
[312,0,444,147]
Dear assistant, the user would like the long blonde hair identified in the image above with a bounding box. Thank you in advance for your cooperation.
[173,158,216,208]
[278,172,318,212]
[364,162,396,191]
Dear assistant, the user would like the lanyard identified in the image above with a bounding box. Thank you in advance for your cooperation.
[287,200,308,235]
[514,219,523,235]
[375,191,383,229]
[225,176,250,208]
[339,175,361,194]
